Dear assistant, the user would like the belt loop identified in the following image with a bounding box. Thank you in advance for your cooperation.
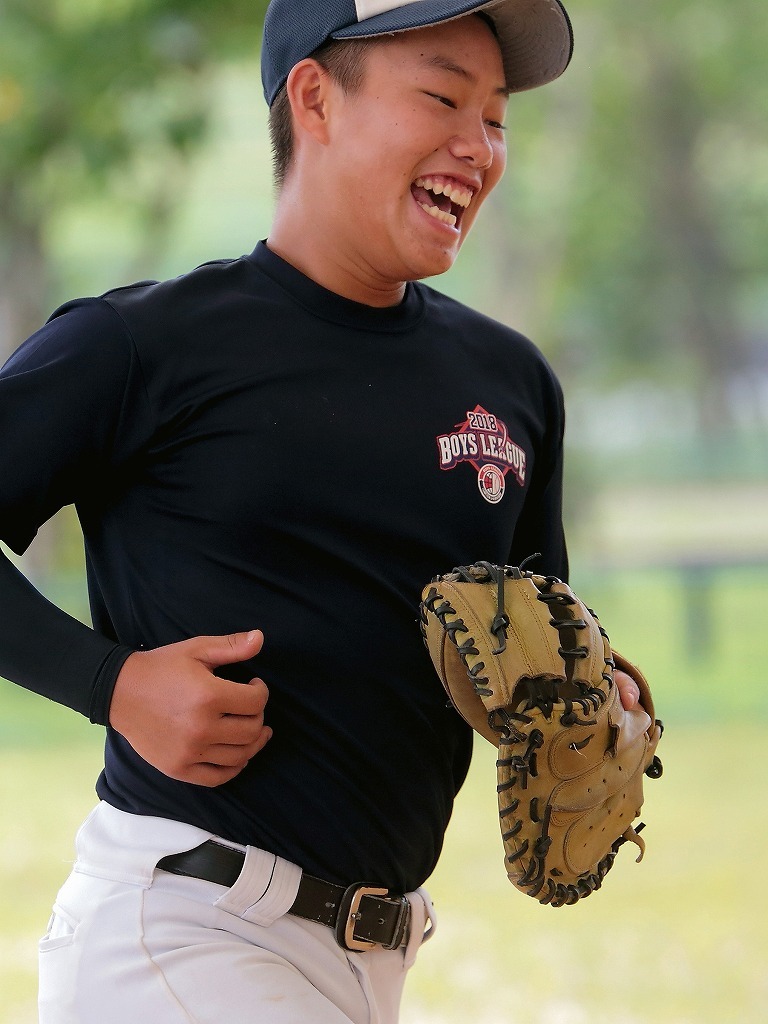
[214,847,302,925]
[403,887,437,969]
[155,838,420,950]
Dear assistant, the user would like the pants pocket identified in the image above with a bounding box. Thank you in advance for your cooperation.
[39,902,79,952]
[38,899,81,1024]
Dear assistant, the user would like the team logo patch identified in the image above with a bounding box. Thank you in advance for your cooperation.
[436,406,527,505]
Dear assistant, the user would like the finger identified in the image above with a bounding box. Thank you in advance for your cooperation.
[180,763,248,788]
[204,729,273,768]
[219,677,270,717]
[193,630,265,671]
[615,671,640,710]
[202,726,273,765]
[623,687,640,711]
[215,711,269,746]
[166,723,273,786]
[617,685,638,708]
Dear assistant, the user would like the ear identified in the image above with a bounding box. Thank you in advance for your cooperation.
[285,59,334,146]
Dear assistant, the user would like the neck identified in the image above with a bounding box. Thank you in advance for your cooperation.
[268,191,407,309]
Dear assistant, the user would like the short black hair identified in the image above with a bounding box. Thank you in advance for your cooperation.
[268,38,369,191]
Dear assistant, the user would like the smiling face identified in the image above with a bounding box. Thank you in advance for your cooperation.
[272,14,509,305]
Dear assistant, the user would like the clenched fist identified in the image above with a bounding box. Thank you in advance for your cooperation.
[109,631,272,786]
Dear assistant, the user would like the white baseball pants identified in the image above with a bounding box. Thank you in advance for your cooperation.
[38,802,436,1024]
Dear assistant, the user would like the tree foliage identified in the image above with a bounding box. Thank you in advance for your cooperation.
[461,0,768,430]
[1,0,766,433]
[0,0,268,349]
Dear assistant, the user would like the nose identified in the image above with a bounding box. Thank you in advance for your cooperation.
[448,118,496,170]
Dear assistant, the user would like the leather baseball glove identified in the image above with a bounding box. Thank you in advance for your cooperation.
[420,562,663,907]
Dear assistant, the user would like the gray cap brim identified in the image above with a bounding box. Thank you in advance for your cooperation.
[332,0,573,93]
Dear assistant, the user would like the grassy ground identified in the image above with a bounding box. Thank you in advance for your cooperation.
[1,567,766,1022]
[1,720,765,1024]
[404,724,768,1024]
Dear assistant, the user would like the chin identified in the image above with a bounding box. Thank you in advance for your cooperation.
[403,244,462,282]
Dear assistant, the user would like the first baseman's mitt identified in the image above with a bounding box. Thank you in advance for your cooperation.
[420,562,663,907]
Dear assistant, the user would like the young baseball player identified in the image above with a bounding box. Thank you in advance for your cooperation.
[0,2,641,1021]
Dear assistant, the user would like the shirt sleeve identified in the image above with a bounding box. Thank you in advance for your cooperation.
[0,297,153,554]
[0,547,133,722]
[508,366,569,581]
[0,298,153,720]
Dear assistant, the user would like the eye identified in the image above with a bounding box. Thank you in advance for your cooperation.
[485,118,507,131]
[425,92,457,110]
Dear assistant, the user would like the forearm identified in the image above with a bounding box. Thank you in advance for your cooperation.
[0,546,133,724]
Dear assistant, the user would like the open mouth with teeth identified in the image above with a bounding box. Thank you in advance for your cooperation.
[412,175,474,229]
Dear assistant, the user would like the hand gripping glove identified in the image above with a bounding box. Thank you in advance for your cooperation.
[420,562,663,907]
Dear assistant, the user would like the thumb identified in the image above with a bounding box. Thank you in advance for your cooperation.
[195,630,264,670]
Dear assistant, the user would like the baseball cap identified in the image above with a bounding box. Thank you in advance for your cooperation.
[261,0,573,106]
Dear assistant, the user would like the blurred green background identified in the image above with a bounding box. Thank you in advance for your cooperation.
[1,1,767,1021]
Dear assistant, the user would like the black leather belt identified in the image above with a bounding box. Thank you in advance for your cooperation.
[157,841,411,952]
